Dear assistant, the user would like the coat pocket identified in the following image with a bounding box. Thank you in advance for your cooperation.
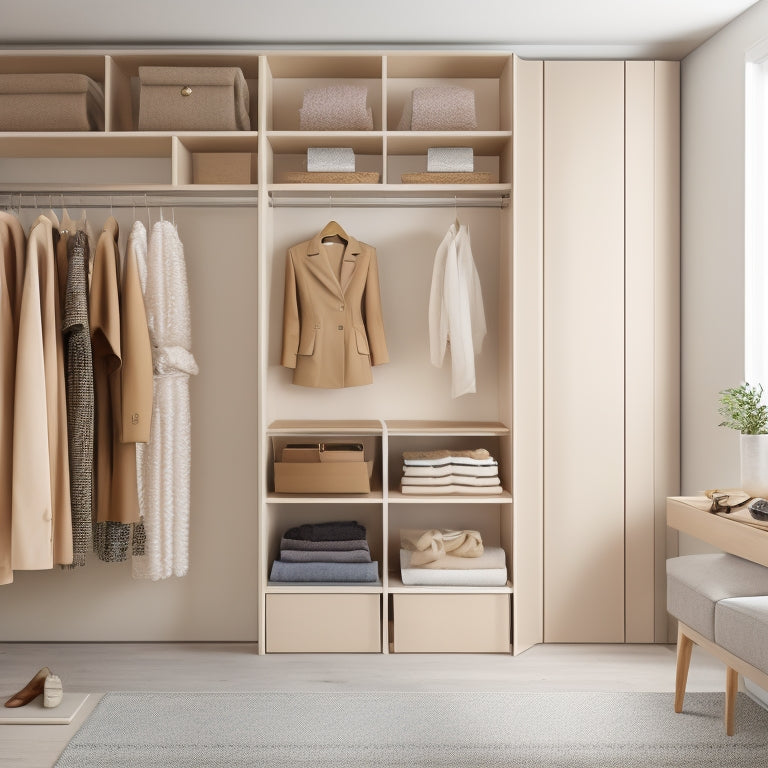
[298,328,317,356]
[354,328,370,356]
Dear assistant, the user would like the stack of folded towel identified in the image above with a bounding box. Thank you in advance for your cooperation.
[400,449,502,495]
[399,528,507,586]
[397,86,477,131]
[427,146,474,173]
[269,520,379,583]
[299,85,374,130]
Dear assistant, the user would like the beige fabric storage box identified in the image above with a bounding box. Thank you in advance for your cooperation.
[273,460,372,494]
[0,73,105,131]
[266,594,381,652]
[392,594,510,652]
[138,66,250,131]
[192,153,252,184]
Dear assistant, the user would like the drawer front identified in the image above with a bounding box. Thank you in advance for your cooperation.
[266,594,381,653]
[393,594,510,653]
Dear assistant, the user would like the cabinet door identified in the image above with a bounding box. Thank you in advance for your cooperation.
[543,61,625,642]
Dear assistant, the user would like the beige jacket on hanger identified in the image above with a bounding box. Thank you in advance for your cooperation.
[91,217,152,525]
[11,214,73,570]
[281,227,389,389]
[0,213,26,584]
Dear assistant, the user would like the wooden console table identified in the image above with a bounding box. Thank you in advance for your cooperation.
[667,497,768,567]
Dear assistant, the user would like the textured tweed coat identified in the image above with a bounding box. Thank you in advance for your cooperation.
[281,224,389,388]
[12,214,72,570]
[0,213,26,584]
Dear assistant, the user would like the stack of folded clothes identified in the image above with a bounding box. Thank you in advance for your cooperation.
[400,448,502,495]
[269,520,379,583]
[399,528,507,586]
[397,86,477,131]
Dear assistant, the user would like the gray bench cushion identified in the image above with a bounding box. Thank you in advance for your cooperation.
[667,554,768,640]
[715,597,768,674]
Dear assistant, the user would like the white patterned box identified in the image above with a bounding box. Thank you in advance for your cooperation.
[427,146,474,173]
[307,147,356,172]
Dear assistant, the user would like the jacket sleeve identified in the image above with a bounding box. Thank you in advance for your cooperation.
[281,249,300,369]
[120,235,153,443]
[363,248,389,366]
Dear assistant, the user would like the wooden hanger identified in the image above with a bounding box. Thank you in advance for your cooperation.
[319,219,349,245]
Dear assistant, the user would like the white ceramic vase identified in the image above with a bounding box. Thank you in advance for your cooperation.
[739,433,768,498]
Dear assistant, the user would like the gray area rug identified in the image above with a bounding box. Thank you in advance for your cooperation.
[55,690,768,767]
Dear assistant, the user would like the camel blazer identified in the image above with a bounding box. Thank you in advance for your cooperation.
[281,230,389,389]
[0,214,26,583]
[91,217,150,525]
[12,214,73,571]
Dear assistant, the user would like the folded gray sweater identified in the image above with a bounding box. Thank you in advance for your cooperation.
[279,548,372,563]
[279,537,370,552]
[270,560,379,583]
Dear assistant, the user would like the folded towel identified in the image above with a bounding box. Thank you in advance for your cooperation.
[400,548,507,586]
[307,147,356,172]
[401,484,503,495]
[427,147,474,173]
[403,463,498,477]
[401,475,500,486]
[270,560,379,583]
[401,545,503,571]
[279,537,370,552]
[400,528,483,565]
[283,521,366,542]
[397,86,477,131]
[299,85,374,131]
[403,448,491,461]
[279,548,371,563]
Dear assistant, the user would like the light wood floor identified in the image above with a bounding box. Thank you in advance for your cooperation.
[0,642,728,768]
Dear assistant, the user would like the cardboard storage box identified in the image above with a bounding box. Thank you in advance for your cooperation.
[138,66,250,131]
[274,460,373,494]
[192,153,251,184]
[0,73,104,131]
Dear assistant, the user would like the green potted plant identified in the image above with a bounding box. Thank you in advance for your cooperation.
[718,382,768,496]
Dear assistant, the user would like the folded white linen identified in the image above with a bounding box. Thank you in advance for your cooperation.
[401,475,500,486]
[400,548,507,586]
[403,463,498,477]
[400,484,503,495]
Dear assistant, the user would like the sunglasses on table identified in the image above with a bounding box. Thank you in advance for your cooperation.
[704,489,755,514]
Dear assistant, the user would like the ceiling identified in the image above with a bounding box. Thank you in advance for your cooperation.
[0,0,763,59]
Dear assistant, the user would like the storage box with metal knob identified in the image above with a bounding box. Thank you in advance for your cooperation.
[138,66,251,131]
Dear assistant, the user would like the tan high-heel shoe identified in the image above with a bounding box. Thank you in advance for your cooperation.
[4,667,52,708]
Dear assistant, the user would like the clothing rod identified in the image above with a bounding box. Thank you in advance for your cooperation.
[269,196,509,209]
[0,192,258,209]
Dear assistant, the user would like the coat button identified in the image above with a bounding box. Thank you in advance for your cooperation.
[338,325,343,330]
[339,304,344,311]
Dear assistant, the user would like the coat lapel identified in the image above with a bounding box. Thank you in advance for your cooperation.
[305,232,363,298]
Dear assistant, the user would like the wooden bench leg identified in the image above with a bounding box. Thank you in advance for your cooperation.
[725,666,738,736]
[675,626,693,713]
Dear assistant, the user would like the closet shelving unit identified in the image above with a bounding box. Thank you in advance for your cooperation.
[0,48,542,655]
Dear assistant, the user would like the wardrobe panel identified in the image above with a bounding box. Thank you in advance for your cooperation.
[654,61,681,643]
[624,61,656,643]
[543,61,625,643]
[512,56,544,654]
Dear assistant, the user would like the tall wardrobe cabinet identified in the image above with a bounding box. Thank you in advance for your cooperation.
[0,50,679,652]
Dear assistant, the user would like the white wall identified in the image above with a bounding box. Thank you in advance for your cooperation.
[681,0,768,531]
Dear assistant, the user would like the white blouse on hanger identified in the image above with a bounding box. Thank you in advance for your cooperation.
[428,221,486,398]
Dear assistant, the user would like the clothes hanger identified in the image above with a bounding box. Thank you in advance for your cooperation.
[319,219,349,245]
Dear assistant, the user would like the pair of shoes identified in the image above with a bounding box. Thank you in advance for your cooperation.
[4,667,63,709]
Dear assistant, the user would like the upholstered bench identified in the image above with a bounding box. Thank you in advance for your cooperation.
[667,553,768,735]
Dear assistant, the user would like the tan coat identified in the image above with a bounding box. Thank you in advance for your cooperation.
[11,214,72,570]
[281,227,389,388]
[0,214,26,584]
[91,217,151,525]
